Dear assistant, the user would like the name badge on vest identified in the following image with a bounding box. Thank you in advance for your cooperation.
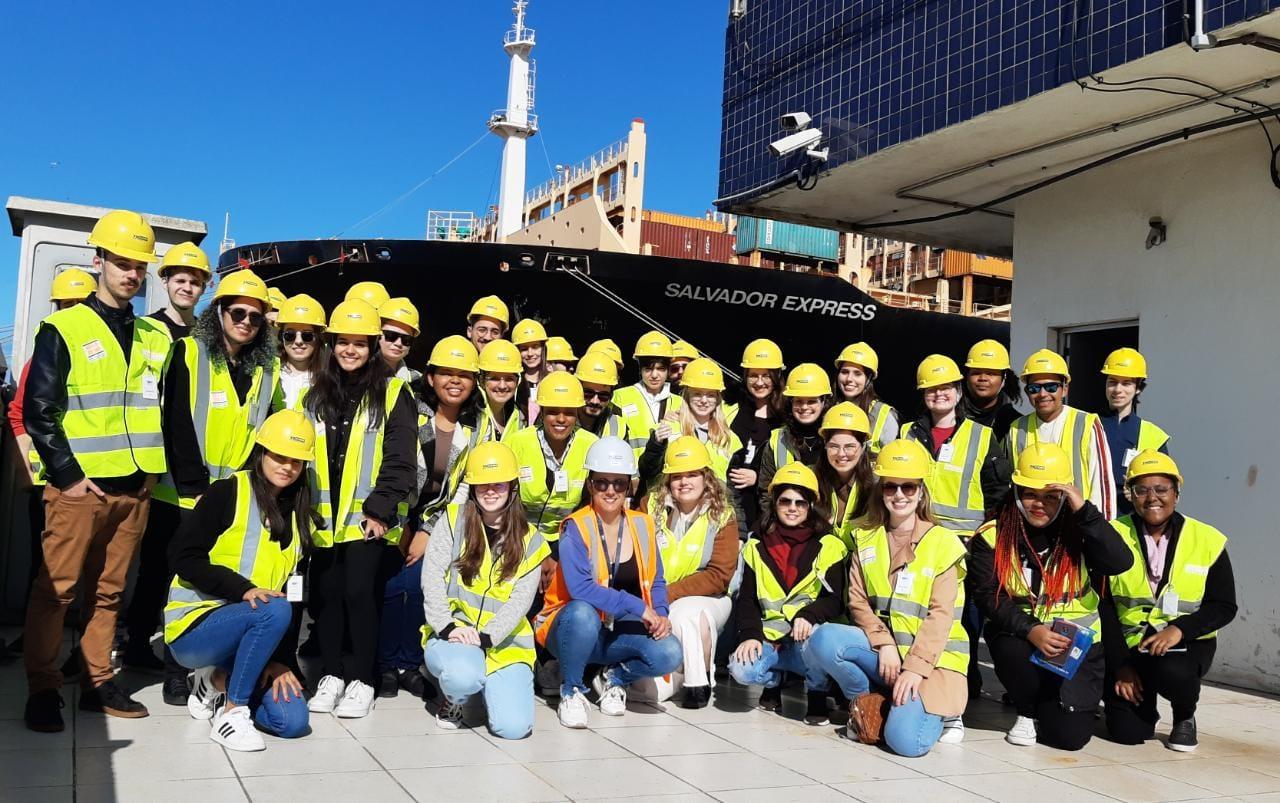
[552,470,568,493]
[210,390,228,409]
[656,531,669,549]
[894,570,915,596]
[519,466,533,482]
[1161,588,1180,617]
[858,546,877,565]
[621,403,639,418]
[141,372,159,400]
[82,339,107,363]
[937,442,956,462]
[1123,448,1138,468]
[286,574,304,603]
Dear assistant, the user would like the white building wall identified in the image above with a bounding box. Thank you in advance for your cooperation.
[1013,125,1280,691]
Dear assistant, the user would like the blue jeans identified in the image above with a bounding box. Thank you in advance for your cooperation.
[728,637,829,692]
[808,623,943,757]
[424,639,534,740]
[547,599,683,698]
[378,558,425,672]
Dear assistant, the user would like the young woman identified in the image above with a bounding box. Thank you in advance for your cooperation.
[755,363,831,521]
[378,297,421,384]
[545,336,578,374]
[731,463,847,726]
[815,402,874,549]
[639,437,739,708]
[165,411,318,752]
[727,339,787,536]
[301,299,418,719]
[809,439,969,757]
[422,442,550,739]
[1099,348,1171,517]
[534,437,682,729]
[961,339,1021,442]
[511,318,549,425]
[968,443,1133,750]
[834,342,899,455]
[639,358,743,491]
[477,339,524,444]
[277,294,328,410]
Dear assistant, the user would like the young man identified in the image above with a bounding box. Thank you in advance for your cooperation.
[612,331,682,457]
[574,350,626,438]
[148,242,210,339]
[23,210,172,731]
[465,295,509,351]
[1099,348,1170,516]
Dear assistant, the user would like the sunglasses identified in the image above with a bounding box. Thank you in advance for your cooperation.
[1025,382,1063,395]
[882,482,921,497]
[590,477,630,492]
[776,496,810,509]
[225,307,265,327]
[584,389,613,400]
[381,330,411,345]
[282,330,315,344]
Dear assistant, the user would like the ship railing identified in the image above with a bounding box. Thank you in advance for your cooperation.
[524,137,629,205]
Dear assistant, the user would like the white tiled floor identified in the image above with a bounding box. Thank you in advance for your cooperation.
[3,633,1280,803]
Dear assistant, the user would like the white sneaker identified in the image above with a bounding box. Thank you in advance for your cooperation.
[308,675,346,713]
[599,684,627,717]
[210,705,265,752]
[938,716,965,744]
[557,690,590,729]
[435,700,464,730]
[334,679,376,718]
[187,667,223,721]
[1006,715,1038,746]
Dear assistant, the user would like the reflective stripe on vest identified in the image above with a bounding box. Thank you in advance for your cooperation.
[614,385,682,454]
[1009,407,1095,498]
[977,525,1101,631]
[163,472,301,642]
[830,486,863,550]
[907,419,990,533]
[868,401,893,455]
[1108,515,1226,648]
[508,426,598,542]
[415,412,476,527]
[651,502,730,584]
[741,534,847,642]
[770,427,797,468]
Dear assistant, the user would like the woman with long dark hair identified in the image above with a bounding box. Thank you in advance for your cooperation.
[727,339,786,535]
[511,319,549,425]
[476,339,524,444]
[755,363,832,522]
[968,443,1132,750]
[301,299,418,720]
[277,294,328,410]
[165,411,320,752]
[815,402,875,549]
[833,342,899,455]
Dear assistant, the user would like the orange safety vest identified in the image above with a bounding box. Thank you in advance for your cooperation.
[534,506,660,646]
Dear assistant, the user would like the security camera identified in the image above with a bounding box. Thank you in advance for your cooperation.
[780,112,812,131]
[769,128,822,157]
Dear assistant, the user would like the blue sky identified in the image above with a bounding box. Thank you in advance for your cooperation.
[0,1,728,336]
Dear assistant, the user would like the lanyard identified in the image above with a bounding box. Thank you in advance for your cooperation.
[537,426,573,471]
[594,514,626,588]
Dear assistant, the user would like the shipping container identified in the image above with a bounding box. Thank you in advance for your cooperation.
[641,209,731,233]
[942,250,1014,279]
[640,220,737,264]
[735,216,840,260]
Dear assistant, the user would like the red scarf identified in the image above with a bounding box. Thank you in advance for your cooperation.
[763,525,814,589]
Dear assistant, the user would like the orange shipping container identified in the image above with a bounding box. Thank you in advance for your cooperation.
[942,250,1014,279]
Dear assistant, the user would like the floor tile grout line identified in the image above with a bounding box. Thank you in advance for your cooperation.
[351,728,422,803]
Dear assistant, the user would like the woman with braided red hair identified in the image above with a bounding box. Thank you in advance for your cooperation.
[967,443,1131,751]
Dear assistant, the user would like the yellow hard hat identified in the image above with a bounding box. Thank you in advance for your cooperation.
[680,358,725,392]
[87,209,158,263]
[1101,347,1147,380]
[741,338,785,370]
[478,339,521,374]
[966,339,1011,371]
[1126,450,1183,486]
[50,268,96,302]
[536,370,586,408]
[379,297,421,336]
[510,318,548,346]
[873,439,931,480]
[159,241,211,278]
[586,338,624,367]
[212,269,271,306]
[671,340,699,361]
[835,342,880,376]
[468,294,510,327]
[769,462,820,495]
[428,334,480,372]
[916,354,964,389]
[276,294,327,329]
[1021,348,1071,381]
[464,441,521,485]
[546,336,577,363]
[255,409,316,462]
[663,436,711,475]
[820,401,871,437]
[327,299,383,337]
[634,330,673,360]
[575,350,619,387]
[783,363,832,397]
[345,281,390,310]
[1011,443,1074,489]
[267,287,287,312]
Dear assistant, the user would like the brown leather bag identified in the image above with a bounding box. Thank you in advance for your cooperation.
[847,691,890,745]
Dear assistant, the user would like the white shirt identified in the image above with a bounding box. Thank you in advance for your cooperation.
[1035,407,1116,519]
[638,383,672,423]
[280,365,312,411]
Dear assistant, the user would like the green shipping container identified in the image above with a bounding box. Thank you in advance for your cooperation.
[734,216,839,260]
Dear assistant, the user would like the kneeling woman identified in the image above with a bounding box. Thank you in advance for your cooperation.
[535,437,683,729]
[968,444,1133,751]
[809,440,969,757]
[421,442,550,739]
[731,463,847,726]
[165,411,318,752]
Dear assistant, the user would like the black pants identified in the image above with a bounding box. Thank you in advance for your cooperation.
[311,539,401,686]
[1105,639,1216,744]
[987,631,1097,751]
[123,500,188,678]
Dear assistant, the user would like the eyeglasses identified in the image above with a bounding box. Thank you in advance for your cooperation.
[775,496,811,509]
[590,477,630,492]
[882,482,921,497]
[1132,484,1175,498]
[282,330,315,344]
[826,442,861,454]
[225,307,265,327]
[584,389,613,400]
[381,330,411,345]
[1025,382,1063,395]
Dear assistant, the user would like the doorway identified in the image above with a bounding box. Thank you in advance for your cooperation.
[1055,321,1139,416]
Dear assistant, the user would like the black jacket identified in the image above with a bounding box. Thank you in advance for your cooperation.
[961,395,1021,443]
[322,377,418,528]
[732,530,846,643]
[902,409,1011,517]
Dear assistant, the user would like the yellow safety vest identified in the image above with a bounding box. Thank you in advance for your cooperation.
[163,472,301,642]
[855,524,970,674]
[41,304,170,477]
[903,419,992,534]
[155,338,279,509]
[700,428,744,482]
[1108,514,1226,648]
[829,485,865,550]
[1008,407,1100,500]
[977,523,1101,631]
[1137,419,1170,453]
[741,534,847,641]
[768,427,807,469]
[867,400,895,455]
[422,503,550,673]
[415,410,480,530]
[507,425,598,542]
[478,402,523,445]
[648,499,732,584]
[614,384,682,455]
[307,377,411,547]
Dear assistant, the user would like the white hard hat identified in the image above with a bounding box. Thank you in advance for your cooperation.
[584,436,636,475]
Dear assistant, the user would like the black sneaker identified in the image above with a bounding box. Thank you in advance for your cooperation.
[122,646,166,675]
[804,690,831,726]
[757,684,782,712]
[24,689,65,733]
[681,685,711,709]
[398,668,428,699]
[60,647,83,682]
[80,680,148,719]
[1168,717,1198,752]
[162,674,191,706]
[377,670,400,698]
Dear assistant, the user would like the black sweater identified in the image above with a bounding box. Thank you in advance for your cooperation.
[732,530,846,643]
[322,377,418,528]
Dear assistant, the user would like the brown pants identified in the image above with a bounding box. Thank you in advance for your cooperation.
[24,485,151,693]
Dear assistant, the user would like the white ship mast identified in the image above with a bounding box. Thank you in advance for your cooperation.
[488,0,538,241]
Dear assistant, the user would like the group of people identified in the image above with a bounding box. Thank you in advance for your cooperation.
[11,209,1236,761]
